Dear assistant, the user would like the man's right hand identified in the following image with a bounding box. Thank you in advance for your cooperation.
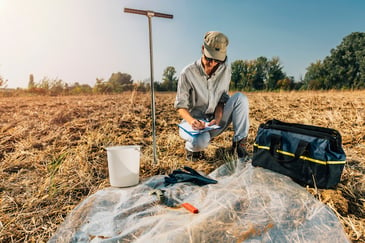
[178,108,205,130]
[191,119,206,130]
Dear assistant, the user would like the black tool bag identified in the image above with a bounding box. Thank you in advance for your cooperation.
[252,119,346,189]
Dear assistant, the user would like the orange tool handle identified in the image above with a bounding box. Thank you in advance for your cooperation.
[181,203,199,214]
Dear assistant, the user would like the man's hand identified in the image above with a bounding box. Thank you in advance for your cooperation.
[207,119,218,127]
[178,108,207,130]
[191,119,206,130]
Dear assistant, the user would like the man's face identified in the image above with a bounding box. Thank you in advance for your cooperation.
[201,54,221,75]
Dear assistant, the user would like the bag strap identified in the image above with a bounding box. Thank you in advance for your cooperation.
[270,135,309,163]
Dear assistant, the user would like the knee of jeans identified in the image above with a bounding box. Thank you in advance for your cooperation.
[233,92,248,102]
[233,92,249,108]
[191,134,210,151]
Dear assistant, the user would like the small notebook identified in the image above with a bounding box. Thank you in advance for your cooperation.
[178,122,220,137]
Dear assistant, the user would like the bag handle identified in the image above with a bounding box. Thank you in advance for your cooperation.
[270,134,309,163]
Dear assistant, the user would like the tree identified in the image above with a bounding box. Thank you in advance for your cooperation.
[252,56,267,90]
[276,77,294,90]
[108,72,133,92]
[231,57,288,91]
[69,82,92,95]
[28,74,35,89]
[243,60,257,90]
[324,32,365,89]
[266,57,286,90]
[160,66,178,91]
[304,60,327,90]
[93,78,112,93]
[231,60,244,90]
[305,32,365,90]
[231,60,260,91]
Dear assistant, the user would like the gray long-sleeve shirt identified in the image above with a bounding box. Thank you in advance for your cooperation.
[174,59,231,119]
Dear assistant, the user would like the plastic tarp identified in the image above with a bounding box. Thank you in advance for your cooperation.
[49,160,350,243]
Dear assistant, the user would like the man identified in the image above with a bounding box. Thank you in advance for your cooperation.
[174,31,250,161]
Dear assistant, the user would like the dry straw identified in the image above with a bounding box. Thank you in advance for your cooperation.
[0,90,364,242]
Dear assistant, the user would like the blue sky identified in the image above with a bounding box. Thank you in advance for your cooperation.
[0,0,364,88]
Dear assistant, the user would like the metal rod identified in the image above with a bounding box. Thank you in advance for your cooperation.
[147,15,158,165]
[124,7,173,164]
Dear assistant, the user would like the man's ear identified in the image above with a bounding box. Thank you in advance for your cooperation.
[201,45,204,54]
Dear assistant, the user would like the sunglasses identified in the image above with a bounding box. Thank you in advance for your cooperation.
[204,55,226,64]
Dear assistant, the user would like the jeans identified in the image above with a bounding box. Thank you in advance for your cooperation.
[179,92,249,152]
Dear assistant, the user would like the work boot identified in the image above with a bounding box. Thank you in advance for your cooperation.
[186,150,205,162]
[232,139,248,158]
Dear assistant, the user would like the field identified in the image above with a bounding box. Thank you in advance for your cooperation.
[0,91,364,242]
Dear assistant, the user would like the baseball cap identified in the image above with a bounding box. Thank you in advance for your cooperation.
[203,31,229,62]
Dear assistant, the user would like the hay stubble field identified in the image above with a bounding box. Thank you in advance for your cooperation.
[0,91,364,242]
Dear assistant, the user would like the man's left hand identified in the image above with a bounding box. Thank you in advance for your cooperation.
[208,119,219,126]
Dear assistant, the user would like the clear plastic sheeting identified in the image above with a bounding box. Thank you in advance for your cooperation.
[49,160,350,243]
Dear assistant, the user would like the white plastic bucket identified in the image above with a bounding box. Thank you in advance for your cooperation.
[106,145,140,187]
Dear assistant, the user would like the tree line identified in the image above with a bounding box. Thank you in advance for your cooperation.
[174,32,364,91]
[1,32,363,95]
[160,32,365,92]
